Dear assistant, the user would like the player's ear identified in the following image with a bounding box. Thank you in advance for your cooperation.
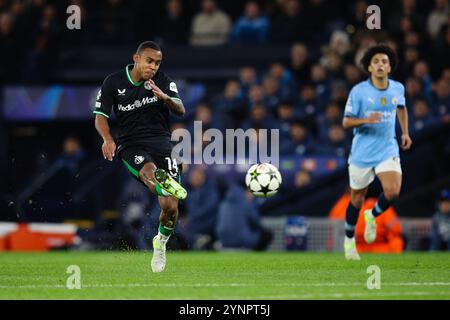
[133,53,140,64]
[387,64,392,74]
[368,65,372,73]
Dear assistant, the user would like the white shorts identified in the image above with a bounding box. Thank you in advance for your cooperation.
[348,157,402,190]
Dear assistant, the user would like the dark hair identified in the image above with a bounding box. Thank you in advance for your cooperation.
[136,41,161,53]
[360,44,398,73]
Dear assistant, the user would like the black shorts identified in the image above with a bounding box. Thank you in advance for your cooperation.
[119,141,182,185]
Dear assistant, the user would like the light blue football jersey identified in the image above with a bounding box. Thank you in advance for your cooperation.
[344,78,406,168]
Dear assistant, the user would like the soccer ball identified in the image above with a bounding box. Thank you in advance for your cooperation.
[245,163,282,198]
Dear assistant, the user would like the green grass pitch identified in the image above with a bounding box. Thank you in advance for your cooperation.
[1,251,449,299]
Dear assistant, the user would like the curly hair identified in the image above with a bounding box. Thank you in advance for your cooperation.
[360,44,398,74]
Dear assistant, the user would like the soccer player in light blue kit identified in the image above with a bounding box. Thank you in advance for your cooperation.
[342,45,412,260]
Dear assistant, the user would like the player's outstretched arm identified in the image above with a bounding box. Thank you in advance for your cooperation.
[148,80,185,117]
[342,113,382,129]
[396,107,412,150]
[95,115,116,161]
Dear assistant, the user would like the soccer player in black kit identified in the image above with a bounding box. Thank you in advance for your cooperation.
[94,41,187,272]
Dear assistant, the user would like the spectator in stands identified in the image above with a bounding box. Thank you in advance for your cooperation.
[276,101,295,139]
[239,66,258,94]
[401,46,420,80]
[405,77,424,108]
[317,124,349,157]
[242,103,275,130]
[160,0,190,44]
[348,0,370,31]
[215,184,272,250]
[261,75,282,110]
[316,101,343,140]
[321,51,342,79]
[327,30,351,58]
[427,0,449,39]
[413,61,433,98]
[433,24,450,71]
[280,119,315,156]
[182,165,220,249]
[188,102,217,134]
[248,84,266,107]
[430,189,450,251]
[268,63,296,99]
[330,81,349,106]
[269,0,305,43]
[290,42,313,87]
[297,84,318,117]
[431,78,450,120]
[58,134,87,175]
[410,97,439,134]
[343,64,362,88]
[188,103,217,158]
[0,12,20,83]
[310,64,331,112]
[216,79,246,130]
[329,192,404,253]
[294,168,312,188]
[190,0,231,46]
[97,0,132,43]
[231,1,270,44]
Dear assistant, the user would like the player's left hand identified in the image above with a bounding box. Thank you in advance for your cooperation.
[148,80,169,102]
[401,134,412,150]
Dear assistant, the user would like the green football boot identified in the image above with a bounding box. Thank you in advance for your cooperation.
[154,168,187,200]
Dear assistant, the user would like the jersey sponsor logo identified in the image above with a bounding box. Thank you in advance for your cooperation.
[144,80,152,90]
[169,82,178,93]
[118,96,158,111]
[134,155,144,164]
[95,102,101,108]
[117,89,126,96]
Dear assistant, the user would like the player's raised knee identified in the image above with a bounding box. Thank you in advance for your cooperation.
[350,192,366,208]
[384,188,400,201]
[139,164,157,182]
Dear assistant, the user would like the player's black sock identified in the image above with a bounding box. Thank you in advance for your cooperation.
[372,192,392,217]
[345,202,360,238]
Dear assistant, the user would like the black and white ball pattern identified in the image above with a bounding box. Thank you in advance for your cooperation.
[245,163,282,198]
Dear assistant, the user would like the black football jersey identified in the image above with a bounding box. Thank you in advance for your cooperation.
[93,64,182,152]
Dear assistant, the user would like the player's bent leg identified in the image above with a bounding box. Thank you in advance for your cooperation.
[151,196,179,273]
[154,168,187,200]
[138,162,158,194]
[377,171,402,202]
[139,163,182,198]
[363,170,402,244]
[345,188,367,260]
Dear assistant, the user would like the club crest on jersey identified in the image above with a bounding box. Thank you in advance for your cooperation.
[144,80,152,90]
[134,155,144,164]
[169,82,178,93]
[380,97,387,106]
[392,97,398,105]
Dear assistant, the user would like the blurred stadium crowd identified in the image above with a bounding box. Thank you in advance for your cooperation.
[0,0,449,250]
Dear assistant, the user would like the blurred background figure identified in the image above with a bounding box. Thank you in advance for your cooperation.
[215,184,272,250]
[329,191,404,253]
[430,189,450,251]
[190,0,231,46]
[231,0,270,44]
[181,165,220,250]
